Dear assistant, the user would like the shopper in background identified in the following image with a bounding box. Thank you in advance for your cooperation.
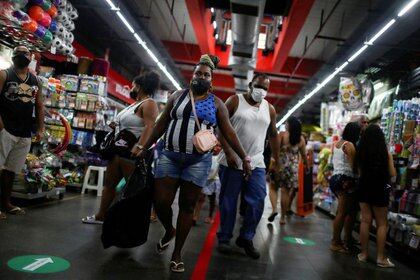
[193,142,222,225]
[269,117,307,225]
[0,46,44,218]
[356,124,396,267]
[82,71,160,224]
[329,122,361,252]
[138,54,251,273]
[217,73,280,259]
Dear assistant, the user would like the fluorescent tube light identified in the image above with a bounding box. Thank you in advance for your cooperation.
[398,0,419,17]
[104,0,118,10]
[348,45,368,62]
[211,8,215,13]
[116,11,135,33]
[367,19,396,44]
[213,21,217,29]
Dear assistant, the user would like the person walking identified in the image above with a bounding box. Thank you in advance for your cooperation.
[137,54,251,273]
[329,122,361,252]
[0,46,45,218]
[268,117,307,225]
[82,71,160,224]
[217,73,280,259]
[356,124,396,267]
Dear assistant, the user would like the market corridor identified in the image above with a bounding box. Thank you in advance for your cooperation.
[0,195,418,280]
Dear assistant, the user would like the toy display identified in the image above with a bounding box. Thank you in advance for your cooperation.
[338,76,363,111]
[0,0,77,54]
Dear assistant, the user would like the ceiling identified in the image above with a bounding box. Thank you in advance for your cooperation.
[70,0,418,117]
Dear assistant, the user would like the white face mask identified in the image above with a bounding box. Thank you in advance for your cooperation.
[251,87,267,103]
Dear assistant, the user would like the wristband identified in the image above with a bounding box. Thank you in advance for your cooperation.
[243,156,251,163]
[135,144,144,150]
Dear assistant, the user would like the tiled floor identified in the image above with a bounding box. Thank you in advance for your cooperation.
[0,193,418,279]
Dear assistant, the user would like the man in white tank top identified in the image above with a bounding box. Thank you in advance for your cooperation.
[217,73,280,259]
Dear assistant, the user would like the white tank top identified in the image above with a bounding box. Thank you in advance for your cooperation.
[332,142,354,177]
[116,99,149,139]
[218,94,271,170]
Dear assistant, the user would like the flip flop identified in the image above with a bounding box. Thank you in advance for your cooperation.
[357,253,368,263]
[170,261,185,273]
[0,211,6,220]
[268,212,278,222]
[82,215,103,225]
[330,244,348,253]
[377,258,395,268]
[156,235,175,254]
[7,207,25,215]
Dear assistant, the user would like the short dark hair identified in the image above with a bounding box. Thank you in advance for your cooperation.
[287,116,302,146]
[251,72,269,82]
[342,122,361,146]
[133,71,160,96]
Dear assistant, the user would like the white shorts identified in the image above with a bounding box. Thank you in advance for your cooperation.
[0,129,31,174]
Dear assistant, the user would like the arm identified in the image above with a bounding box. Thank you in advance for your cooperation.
[218,95,238,158]
[131,100,159,156]
[0,70,6,130]
[299,136,308,167]
[388,151,397,177]
[142,90,182,150]
[267,105,280,165]
[35,79,45,139]
[342,142,356,168]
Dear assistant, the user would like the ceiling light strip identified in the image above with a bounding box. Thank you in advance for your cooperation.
[276,0,419,127]
[103,0,181,90]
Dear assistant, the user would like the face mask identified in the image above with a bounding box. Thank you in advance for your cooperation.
[129,89,138,100]
[251,87,267,103]
[13,54,31,69]
[191,78,211,95]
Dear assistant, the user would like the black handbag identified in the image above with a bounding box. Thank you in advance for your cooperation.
[99,129,138,160]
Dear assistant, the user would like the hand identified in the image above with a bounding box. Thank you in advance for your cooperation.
[242,159,252,180]
[109,121,117,130]
[226,153,238,169]
[35,128,45,142]
[131,145,144,158]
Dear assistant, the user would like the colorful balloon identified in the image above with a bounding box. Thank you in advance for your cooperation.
[42,29,53,43]
[38,12,52,27]
[47,5,58,18]
[40,0,52,11]
[49,19,58,32]
[28,5,44,21]
[22,19,38,32]
[34,24,47,38]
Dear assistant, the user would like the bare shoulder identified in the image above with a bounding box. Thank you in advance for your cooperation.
[0,70,6,81]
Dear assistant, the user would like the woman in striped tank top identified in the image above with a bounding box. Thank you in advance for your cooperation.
[139,55,251,273]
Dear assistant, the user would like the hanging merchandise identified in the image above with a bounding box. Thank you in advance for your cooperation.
[359,76,375,106]
[0,0,78,54]
[338,76,364,111]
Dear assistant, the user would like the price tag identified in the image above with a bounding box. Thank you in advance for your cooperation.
[409,235,419,249]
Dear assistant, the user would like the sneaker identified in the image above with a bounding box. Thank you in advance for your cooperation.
[236,237,260,259]
[217,242,232,254]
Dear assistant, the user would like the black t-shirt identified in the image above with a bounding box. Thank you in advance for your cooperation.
[0,68,39,138]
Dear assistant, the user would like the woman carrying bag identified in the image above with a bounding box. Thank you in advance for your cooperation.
[82,71,160,224]
[136,54,251,273]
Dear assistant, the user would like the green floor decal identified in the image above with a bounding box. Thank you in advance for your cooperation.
[283,237,316,246]
[8,255,70,274]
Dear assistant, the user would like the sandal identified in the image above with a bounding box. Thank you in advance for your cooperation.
[170,261,185,273]
[7,206,25,215]
[330,244,349,253]
[377,258,395,268]
[82,215,103,225]
[268,212,278,222]
[357,253,368,263]
[0,211,6,220]
[156,233,175,254]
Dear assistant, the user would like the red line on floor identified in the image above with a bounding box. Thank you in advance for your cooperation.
[190,211,220,280]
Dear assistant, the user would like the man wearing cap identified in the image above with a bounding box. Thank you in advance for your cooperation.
[0,46,44,218]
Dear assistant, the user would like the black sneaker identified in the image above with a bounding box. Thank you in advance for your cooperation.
[217,242,232,254]
[236,237,260,259]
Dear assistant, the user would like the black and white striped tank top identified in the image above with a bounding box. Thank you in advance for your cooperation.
[164,89,217,154]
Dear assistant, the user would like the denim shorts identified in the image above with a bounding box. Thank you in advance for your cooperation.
[154,149,212,188]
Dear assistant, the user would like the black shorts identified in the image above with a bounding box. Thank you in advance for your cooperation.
[329,174,356,197]
[358,181,391,207]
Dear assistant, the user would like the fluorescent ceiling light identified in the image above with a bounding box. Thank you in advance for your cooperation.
[104,0,118,10]
[102,0,181,90]
[215,33,219,40]
[116,11,135,33]
[398,0,419,17]
[226,30,267,49]
[213,21,217,29]
[367,19,396,44]
[348,44,368,62]
[211,7,215,13]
